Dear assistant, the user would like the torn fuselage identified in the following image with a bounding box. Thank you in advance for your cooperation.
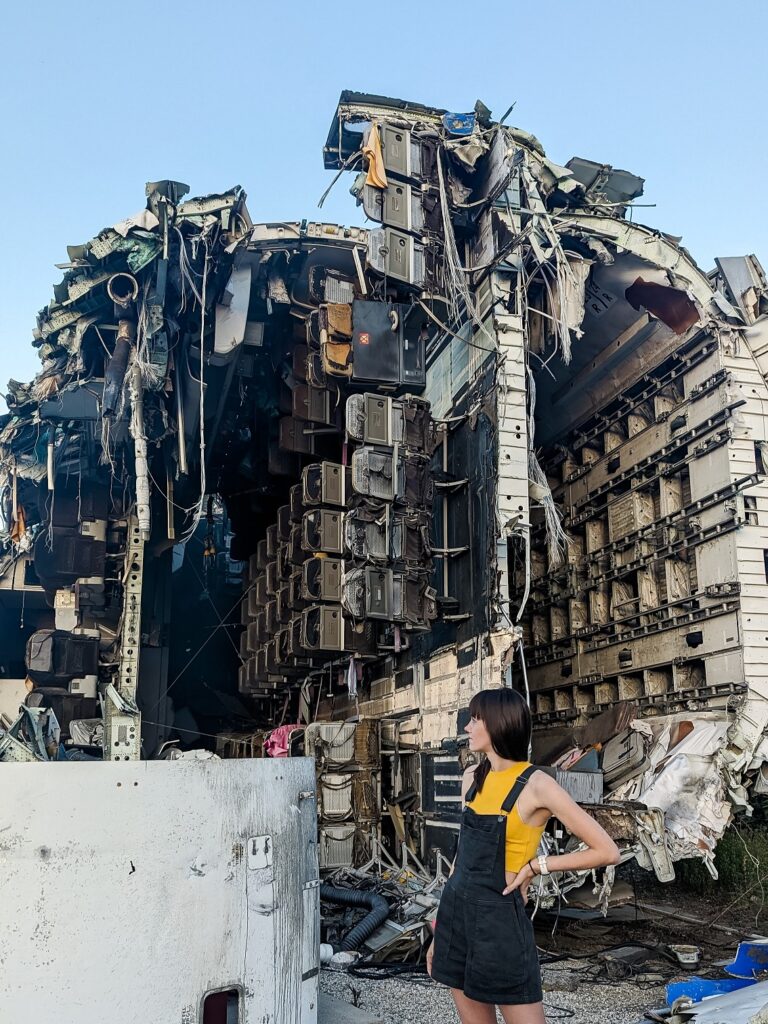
[1,92,767,894]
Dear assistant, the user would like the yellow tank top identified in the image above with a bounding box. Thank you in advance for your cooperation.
[466,762,546,872]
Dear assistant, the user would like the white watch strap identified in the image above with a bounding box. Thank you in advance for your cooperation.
[537,854,550,876]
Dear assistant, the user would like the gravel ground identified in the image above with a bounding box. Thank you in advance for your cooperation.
[320,962,666,1024]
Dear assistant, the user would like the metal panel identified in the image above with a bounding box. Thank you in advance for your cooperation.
[367,228,425,287]
[422,818,461,867]
[0,759,318,1024]
[420,752,463,818]
[305,722,357,768]
[318,773,354,821]
[381,124,413,177]
[351,300,401,384]
[493,272,530,623]
[318,824,356,870]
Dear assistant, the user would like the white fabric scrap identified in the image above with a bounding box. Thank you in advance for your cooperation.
[611,716,732,866]
[641,752,730,864]
[346,657,357,698]
[113,209,160,238]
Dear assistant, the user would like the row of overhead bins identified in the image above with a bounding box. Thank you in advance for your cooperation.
[233,109,458,693]
[307,720,381,872]
[231,97,529,700]
[516,300,760,735]
[238,389,438,691]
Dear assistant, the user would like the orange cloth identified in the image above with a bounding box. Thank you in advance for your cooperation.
[467,762,546,872]
[10,504,25,544]
[363,122,389,190]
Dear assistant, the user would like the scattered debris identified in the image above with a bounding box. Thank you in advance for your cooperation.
[667,979,768,1023]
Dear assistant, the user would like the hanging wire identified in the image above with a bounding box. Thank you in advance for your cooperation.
[176,232,211,546]
[526,368,568,566]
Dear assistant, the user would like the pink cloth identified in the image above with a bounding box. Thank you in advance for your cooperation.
[264,724,302,758]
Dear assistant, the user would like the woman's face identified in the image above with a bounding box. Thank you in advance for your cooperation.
[465,714,492,754]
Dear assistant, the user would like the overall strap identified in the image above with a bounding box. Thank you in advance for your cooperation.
[500,765,538,813]
[464,764,538,808]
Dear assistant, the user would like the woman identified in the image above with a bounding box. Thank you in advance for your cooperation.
[426,687,620,1024]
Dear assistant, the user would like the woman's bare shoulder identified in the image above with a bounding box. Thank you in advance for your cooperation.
[462,762,479,778]
[528,767,555,792]
[527,767,575,812]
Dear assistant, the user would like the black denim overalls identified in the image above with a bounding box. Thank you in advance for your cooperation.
[430,765,543,1006]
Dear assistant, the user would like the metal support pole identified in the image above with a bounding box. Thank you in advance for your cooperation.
[129,361,151,542]
[103,516,144,760]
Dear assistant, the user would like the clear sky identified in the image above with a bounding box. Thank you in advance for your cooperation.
[2,0,766,397]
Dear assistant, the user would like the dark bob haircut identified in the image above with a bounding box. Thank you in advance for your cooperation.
[468,687,531,794]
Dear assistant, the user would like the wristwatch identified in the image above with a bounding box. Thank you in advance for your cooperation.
[537,855,550,876]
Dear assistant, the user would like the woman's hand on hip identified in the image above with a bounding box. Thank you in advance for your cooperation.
[502,861,537,902]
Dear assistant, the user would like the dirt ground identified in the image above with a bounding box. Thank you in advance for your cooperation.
[322,875,765,1024]
[532,873,762,988]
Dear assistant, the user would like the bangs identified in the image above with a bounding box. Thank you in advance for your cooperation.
[468,690,492,722]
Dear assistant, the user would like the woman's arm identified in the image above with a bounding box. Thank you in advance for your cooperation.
[503,771,620,896]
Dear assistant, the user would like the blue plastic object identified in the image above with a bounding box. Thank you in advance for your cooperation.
[666,977,754,1005]
[442,112,475,136]
[572,748,600,772]
[725,940,768,979]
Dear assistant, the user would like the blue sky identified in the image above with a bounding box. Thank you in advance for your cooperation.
[2,0,766,396]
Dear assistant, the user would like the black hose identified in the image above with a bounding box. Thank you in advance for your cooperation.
[320,884,390,952]
[103,334,132,417]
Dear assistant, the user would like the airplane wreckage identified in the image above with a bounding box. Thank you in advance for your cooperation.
[2,90,768,907]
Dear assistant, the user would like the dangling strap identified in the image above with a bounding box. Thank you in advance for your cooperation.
[500,765,538,813]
